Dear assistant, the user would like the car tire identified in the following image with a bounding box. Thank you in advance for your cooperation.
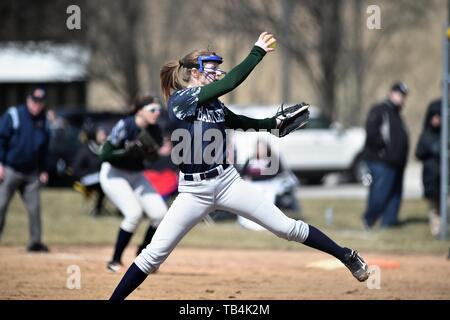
[350,155,369,183]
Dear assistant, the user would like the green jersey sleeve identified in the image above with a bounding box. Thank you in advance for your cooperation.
[224,107,276,131]
[198,46,266,104]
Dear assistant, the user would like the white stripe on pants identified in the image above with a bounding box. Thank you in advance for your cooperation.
[135,165,309,274]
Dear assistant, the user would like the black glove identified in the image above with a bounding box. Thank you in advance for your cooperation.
[275,102,310,137]
[125,129,160,161]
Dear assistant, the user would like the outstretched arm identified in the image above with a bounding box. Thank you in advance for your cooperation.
[224,107,276,131]
[198,32,276,104]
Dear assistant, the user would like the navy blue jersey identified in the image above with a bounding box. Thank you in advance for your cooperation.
[0,105,49,173]
[168,87,228,174]
[107,116,163,171]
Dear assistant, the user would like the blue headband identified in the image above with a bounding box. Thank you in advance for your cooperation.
[197,54,223,72]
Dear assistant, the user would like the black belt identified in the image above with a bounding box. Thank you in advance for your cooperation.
[183,164,229,181]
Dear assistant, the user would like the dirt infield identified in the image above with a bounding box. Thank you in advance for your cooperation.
[0,246,449,300]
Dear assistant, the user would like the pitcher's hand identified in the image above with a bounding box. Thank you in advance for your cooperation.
[254,32,277,53]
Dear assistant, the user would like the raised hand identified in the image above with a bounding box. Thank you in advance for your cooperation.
[254,31,277,53]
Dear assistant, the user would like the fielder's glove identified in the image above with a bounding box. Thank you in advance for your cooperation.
[125,129,160,161]
[275,102,310,137]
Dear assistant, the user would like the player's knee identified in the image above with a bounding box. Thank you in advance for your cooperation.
[280,219,309,243]
[121,209,143,232]
[134,247,163,274]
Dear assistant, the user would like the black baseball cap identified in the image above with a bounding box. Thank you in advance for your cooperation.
[29,87,47,102]
[391,81,409,96]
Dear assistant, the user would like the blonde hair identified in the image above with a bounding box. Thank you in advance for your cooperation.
[160,49,217,102]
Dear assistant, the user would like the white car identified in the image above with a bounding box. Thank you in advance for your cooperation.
[227,104,367,184]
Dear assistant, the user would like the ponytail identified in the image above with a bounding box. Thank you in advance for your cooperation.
[160,49,218,102]
[160,61,184,102]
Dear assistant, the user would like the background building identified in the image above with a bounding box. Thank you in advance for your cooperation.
[0,43,90,113]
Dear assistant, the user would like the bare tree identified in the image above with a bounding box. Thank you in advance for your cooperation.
[208,0,345,119]
[206,0,436,122]
[343,0,436,125]
[142,0,195,97]
[82,0,146,106]
[0,0,438,114]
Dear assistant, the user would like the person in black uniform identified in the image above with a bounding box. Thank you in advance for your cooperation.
[99,95,168,272]
[362,82,409,229]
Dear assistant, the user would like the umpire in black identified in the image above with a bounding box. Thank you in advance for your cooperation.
[0,88,51,252]
[362,82,409,229]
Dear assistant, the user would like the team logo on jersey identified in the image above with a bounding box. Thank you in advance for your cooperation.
[195,106,225,123]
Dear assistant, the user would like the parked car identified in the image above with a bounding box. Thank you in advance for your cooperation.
[228,104,368,184]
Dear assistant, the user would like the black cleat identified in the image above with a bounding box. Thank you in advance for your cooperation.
[27,242,50,252]
[342,250,370,282]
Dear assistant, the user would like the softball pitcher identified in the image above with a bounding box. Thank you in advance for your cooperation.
[100,95,168,272]
[110,32,369,299]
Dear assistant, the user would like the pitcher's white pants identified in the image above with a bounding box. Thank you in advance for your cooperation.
[99,162,167,233]
[135,165,309,274]
[237,179,278,231]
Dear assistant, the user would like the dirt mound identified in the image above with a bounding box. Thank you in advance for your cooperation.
[0,246,448,300]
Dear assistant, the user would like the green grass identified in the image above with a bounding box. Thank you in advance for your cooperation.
[1,189,449,255]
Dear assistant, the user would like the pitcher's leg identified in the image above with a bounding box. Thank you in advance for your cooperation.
[237,182,273,231]
[218,178,366,277]
[111,192,211,300]
[135,192,210,274]
[218,178,309,242]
